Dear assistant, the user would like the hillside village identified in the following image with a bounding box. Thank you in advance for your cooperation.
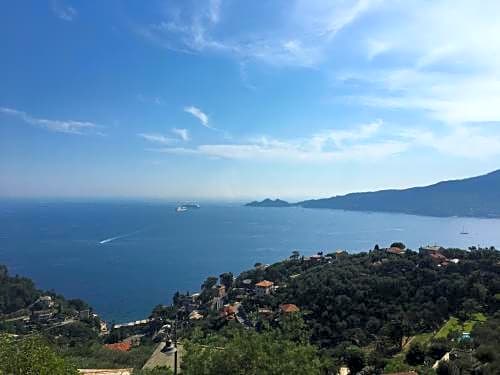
[2,243,500,374]
[103,242,492,373]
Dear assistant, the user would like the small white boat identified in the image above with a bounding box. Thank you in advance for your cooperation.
[175,202,200,212]
[460,226,469,235]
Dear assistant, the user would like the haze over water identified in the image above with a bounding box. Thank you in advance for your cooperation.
[1,200,499,323]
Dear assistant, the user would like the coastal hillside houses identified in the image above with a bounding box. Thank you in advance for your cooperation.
[386,246,406,255]
[420,245,444,254]
[255,280,274,296]
[113,319,152,330]
[37,295,55,309]
[188,310,203,320]
[279,303,300,314]
[419,245,460,267]
[221,304,238,320]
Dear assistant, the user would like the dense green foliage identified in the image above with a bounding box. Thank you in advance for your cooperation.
[466,313,500,373]
[0,265,40,315]
[232,247,500,372]
[182,326,328,374]
[56,340,156,370]
[279,249,499,349]
[0,334,78,375]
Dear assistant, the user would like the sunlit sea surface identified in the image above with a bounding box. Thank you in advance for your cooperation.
[1,200,499,322]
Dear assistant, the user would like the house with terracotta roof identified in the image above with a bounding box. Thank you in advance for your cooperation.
[430,252,449,266]
[279,303,300,314]
[221,304,238,320]
[255,280,274,296]
[386,247,406,255]
[420,245,443,255]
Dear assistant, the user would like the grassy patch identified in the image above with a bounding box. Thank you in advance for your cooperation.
[410,332,433,348]
[435,313,487,339]
[435,317,461,339]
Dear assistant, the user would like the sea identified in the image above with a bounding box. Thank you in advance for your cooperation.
[1,199,500,323]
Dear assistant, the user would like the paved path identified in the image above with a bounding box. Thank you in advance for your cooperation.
[143,342,184,372]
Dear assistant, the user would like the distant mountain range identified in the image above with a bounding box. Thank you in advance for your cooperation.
[245,169,500,218]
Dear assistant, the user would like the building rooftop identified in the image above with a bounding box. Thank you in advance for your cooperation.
[255,280,274,288]
[386,247,406,255]
[104,341,132,352]
[280,304,300,313]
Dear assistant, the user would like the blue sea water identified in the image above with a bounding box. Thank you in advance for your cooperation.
[1,199,500,323]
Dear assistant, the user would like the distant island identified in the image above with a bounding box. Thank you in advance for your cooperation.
[246,169,500,218]
[245,198,291,207]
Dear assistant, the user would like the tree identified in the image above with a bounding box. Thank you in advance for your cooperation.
[219,272,234,290]
[390,242,406,250]
[436,361,450,375]
[182,329,326,375]
[277,313,310,344]
[0,334,78,375]
[406,343,425,365]
[201,276,218,290]
[344,345,365,374]
[427,338,450,360]
[290,250,300,261]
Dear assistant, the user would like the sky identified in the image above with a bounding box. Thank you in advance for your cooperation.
[1,0,500,200]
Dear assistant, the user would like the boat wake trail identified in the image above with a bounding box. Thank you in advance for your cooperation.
[98,230,142,245]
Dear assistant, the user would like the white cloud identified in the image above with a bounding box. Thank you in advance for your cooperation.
[172,128,190,141]
[339,0,500,124]
[347,69,500,124]
[137,0,379,67]
[0,107,100,135]
[401,125,500,159]
[137,94,163,105]
[184,106,210,128]
[138,133,176,145]
[148,121,408,162]
[50,0,77,21]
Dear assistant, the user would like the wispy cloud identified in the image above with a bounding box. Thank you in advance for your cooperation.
[148,121,408,162]
[336,0,500,125]
[137,0,379,68]
[137,94,163,105]
[172,128,190,141]
[0,107,100,135]
[138,133,176,145]
[50,0,77,21]
[184,106,210,128]
[401,124,500,160]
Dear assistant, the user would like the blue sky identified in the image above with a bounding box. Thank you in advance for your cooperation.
[1,0,500,200]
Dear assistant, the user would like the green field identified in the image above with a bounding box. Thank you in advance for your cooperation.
[435,313,487,339]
